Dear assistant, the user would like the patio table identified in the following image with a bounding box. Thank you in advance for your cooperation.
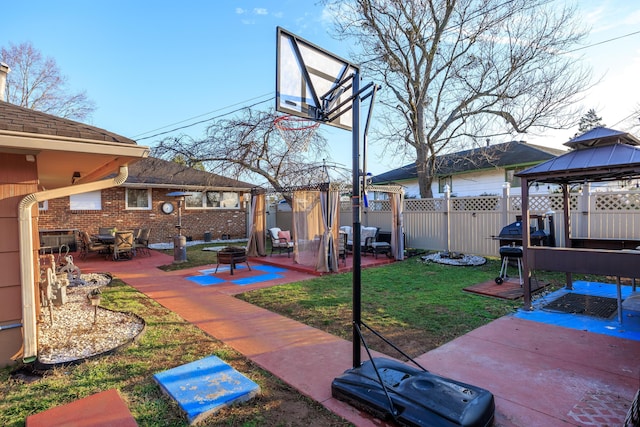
[92,234,115,244]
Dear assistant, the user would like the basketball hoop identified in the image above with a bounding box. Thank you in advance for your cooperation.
[274,115,320,151]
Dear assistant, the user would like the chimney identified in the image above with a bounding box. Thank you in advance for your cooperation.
[0,62,10,102]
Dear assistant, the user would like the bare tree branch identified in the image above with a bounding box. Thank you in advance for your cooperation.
[152,108,335,201]
[323,0,591,197]
[1,41,95,120]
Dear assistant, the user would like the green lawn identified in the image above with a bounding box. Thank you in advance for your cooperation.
[237,256,530,356]
[0,279,349,427]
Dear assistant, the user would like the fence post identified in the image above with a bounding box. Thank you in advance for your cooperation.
[577,183,591,238]
[502,182,510,227]
[444,185,451,252]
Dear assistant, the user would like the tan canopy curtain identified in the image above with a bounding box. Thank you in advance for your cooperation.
[367,184,405,260]
[318,188,340,272]
[245,193,266,257]
[390,191,405,260]
[292,190,327,271]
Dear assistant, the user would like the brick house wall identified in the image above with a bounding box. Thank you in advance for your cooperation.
[37,187,247,245]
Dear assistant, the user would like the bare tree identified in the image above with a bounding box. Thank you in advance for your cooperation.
[153,108,335,201]
[1,41,95,120]
[323,0,591,197]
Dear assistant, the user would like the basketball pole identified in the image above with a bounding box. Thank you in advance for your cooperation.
[351,69,362,368]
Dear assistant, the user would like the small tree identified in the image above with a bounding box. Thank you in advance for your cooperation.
[576,109,605,135]
[1,41,95,120]
[153,108,333,202]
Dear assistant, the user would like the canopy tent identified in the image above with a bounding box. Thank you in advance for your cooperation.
[516,127,640,314]
[246,183,404,273]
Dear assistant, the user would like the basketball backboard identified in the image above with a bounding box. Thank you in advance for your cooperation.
[276,27,359,131]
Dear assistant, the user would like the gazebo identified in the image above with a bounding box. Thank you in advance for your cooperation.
[245,183,405,273]
[516,127,640,318]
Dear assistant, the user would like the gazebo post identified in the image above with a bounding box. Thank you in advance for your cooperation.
[521,179,532,310]
[561,183,573,290]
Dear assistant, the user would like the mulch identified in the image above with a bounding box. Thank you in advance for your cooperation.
[463,278,549,300]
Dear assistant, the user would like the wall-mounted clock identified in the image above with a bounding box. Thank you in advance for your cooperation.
[161,202,174,214]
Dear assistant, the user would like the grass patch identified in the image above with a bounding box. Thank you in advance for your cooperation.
[237,256,590,357]
[0,279,349,427]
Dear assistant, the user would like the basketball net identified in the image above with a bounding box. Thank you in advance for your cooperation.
[274,115,320,151]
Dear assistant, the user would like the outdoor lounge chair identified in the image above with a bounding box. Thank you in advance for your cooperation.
[134,228,151,256]
[341,225,380,255]
[268,227,294,257]
[113,231,135,260]
[78,231,109,260]
[338,231,347,265]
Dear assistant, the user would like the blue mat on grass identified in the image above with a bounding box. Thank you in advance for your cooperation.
[252,265,288,273]
[512,281,640,341]
[154,355,260,425]
[187,275,226,286]
[231,273,284,286]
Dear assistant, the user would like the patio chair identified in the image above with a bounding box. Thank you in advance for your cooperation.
[134,228,151,256]
[361,227,380,256]
[113,231,135,260]
[268,227,294,257]
[77,231,110,260]
[338,231,347,266]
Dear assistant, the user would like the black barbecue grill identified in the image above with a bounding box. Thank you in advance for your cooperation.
[494,215,553,285]
[495,215,551,247]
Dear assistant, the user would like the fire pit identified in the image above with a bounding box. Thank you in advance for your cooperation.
[215,246,251,275]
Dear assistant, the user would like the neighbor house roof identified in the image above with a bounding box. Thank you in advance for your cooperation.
[372,141,565,184]
[124,157,256,190]
[517,127,640,184]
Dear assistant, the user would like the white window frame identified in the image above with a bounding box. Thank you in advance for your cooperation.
[185,191,240,209]
[70,191,102,210]
[38,200,48,211]
[506,168,524,188]
[438,176,452,193]
[125,188,152,210]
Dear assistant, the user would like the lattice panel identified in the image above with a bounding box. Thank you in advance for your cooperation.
[368,200,391,211]
[509,194,573,212]
[451,196,500,212]
[405,199,441,211]
[595,192,640,210]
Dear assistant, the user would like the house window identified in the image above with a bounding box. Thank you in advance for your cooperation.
[126,188,151,209]
[186,191,240,209]
[220,192,239,208]
[38,200,48,211]
[506,168,524,188]
[70,191,101,210]
[438,176,452,193]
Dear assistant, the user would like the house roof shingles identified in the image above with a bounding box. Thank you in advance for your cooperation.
[0,100,136,144]
[126,157,256,189]
[372,141,565,184]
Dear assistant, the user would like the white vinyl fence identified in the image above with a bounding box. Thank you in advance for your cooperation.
[274,187,640,258]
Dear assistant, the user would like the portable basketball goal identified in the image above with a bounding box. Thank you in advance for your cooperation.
[275,27,495,426]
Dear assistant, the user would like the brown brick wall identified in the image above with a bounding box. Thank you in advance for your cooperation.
[37,187,247,244]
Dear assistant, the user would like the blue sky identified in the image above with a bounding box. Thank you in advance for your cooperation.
[2,1,640,177]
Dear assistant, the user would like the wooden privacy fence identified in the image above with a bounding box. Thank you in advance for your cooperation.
[274,186,640,258]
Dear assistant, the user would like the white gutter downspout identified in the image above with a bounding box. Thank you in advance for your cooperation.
[18,165,129,362]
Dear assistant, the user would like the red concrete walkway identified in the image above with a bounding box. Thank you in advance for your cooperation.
[64,250,639,426]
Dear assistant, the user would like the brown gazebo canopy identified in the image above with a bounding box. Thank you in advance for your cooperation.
[516,127,640,313]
